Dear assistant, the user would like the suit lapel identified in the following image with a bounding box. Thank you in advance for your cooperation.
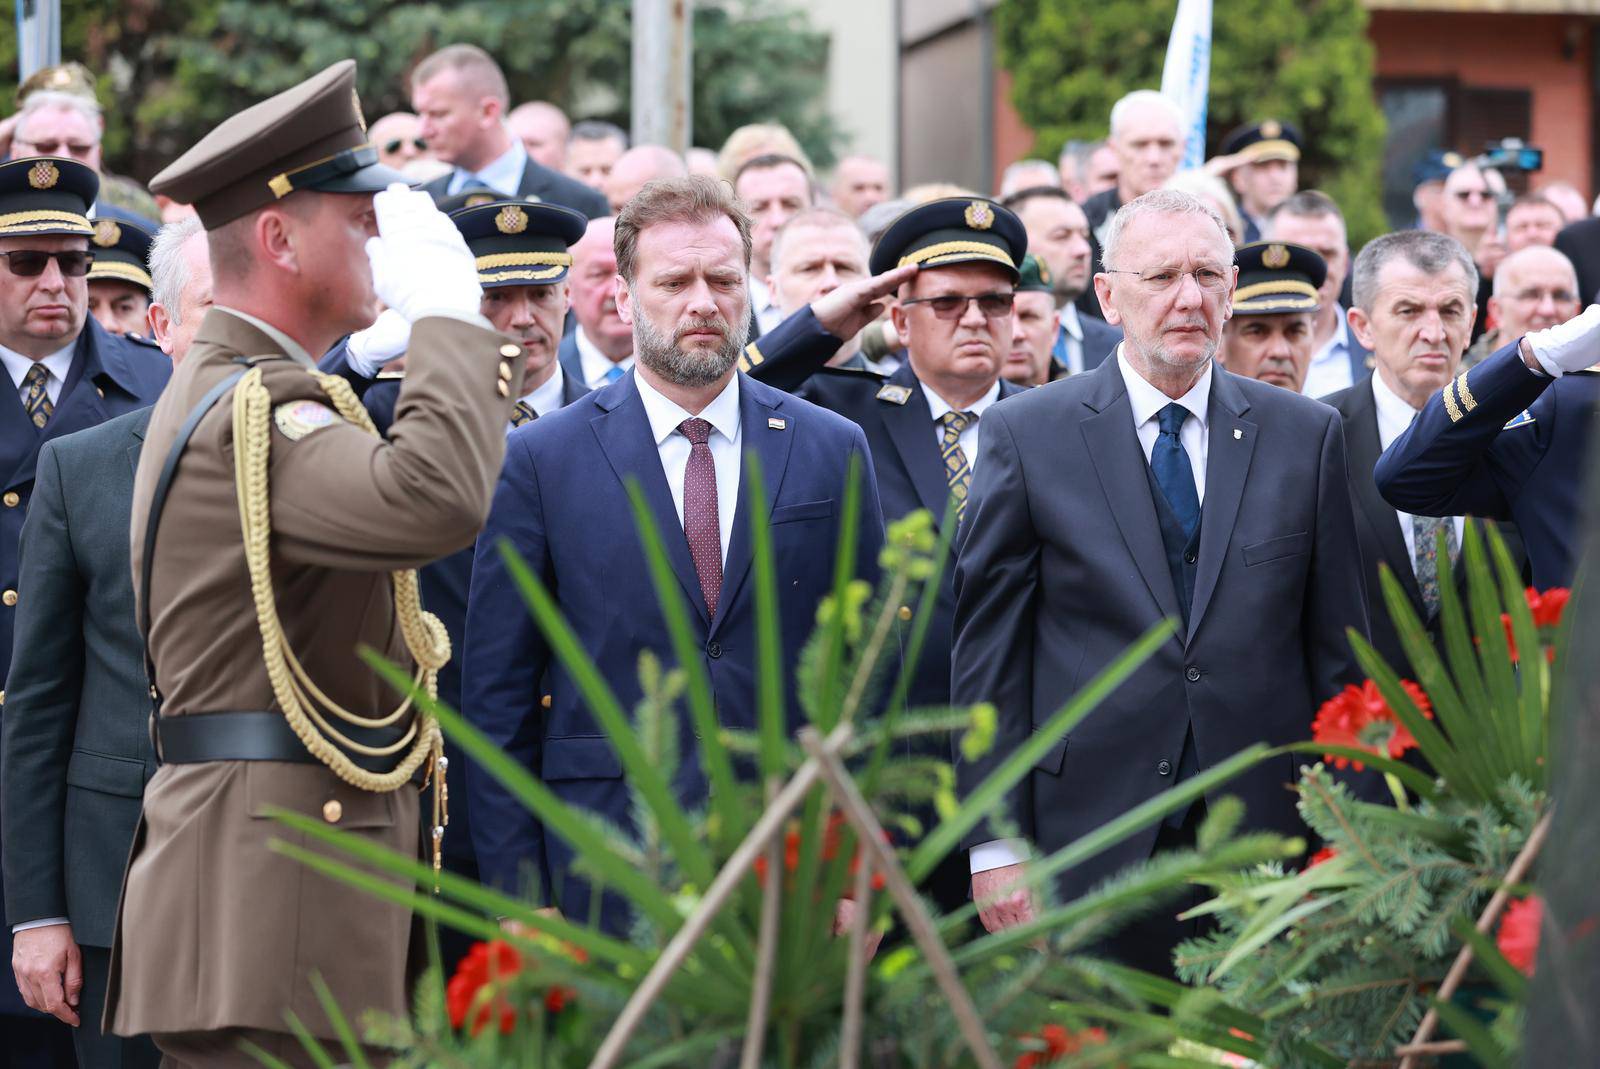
[589,376,711,629]
[1187,369,1257,637]
[1343,386,1425,612]
[1078,360,1183,625]
[879,363,954,522]
[5,333,109,492]
[127,407,149,476]
[712,376,794,637]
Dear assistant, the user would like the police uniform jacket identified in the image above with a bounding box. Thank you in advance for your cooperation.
[107,308,522,1039]
[0,322,166,1018]
[1375,339,1596,590]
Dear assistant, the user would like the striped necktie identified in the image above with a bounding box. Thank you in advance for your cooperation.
[940,410,977,521]
[510,400,538,428]
[21,363,52,430]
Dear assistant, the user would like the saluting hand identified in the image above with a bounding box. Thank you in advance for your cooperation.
[12,922,81,1027]
[971,862,1036,934]
[1523,303,1600,377]
[365,183,483,323]
[809,263,919,342]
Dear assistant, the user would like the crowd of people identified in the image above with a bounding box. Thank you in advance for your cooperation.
[0,39,1592,1069]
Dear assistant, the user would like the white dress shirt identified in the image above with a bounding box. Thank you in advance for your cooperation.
[0,342,75,408]
[635,371,741,564]
[576,326,633,388]
[1303,309,1357,400]
[446,140,528,198]
[749,276,785,336]
[509,364,568,432]
[1058,304,1085,376]
[970,346,1213,876]
[1371,371,1464,562]
[921,378,1002,466]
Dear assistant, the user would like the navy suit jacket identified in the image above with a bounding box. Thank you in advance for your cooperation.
[0,323,165,1016]
[1375,339,1595,590]
[952,358,1369,905]
[461,371,885,928]
[419,151,609,220]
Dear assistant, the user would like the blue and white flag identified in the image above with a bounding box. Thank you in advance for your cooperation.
[1160,0,1212,169]
[14,0,61,83]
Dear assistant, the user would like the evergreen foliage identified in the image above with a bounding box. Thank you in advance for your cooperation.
[992,0,1389,244]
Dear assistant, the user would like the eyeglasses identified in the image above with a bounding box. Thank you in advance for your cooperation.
[900,292,1015,319]
[1510,287,1578,305]
[382,137,427,155]
[0,250,93,277]
[1103,266,1231,293]
[1452,189,1493,203]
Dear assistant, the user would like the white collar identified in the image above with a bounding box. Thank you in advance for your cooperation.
[635,369,742,446]
[1313,307,1351,365]
[575,325,631,382]
[919,376,1002,422]
[1059,302,1083,341]
[212,306,313,367]
[0,340,75,391]
[1116,344,1212,430]
[521,362,567,417]
[1370,367,1423,451]
[749,275,777,311]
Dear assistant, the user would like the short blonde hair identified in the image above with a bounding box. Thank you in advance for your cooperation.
[411,44,509,109]
[716,123,812,182]
[614,175,754,282]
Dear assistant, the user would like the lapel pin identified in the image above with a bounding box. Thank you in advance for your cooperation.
[1233,428,1243,440]
[768,417,787,430]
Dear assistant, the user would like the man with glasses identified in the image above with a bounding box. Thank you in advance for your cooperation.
[952,189,1368,975]
[0,155,168,1067]
[369,112,431,172]
[1466,245,1580,368]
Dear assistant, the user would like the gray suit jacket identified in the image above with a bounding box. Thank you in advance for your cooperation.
[952,358,1370,904]
[1,408,156,949]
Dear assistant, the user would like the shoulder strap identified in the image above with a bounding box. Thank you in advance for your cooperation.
[139,358,257,714]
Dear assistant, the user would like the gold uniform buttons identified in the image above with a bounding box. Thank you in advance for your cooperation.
[897,605,913,621]
[2,492,18,508]
[496,380,510,398]
[322,799,343,823]
[541,694,552,709]
[499,344,521,359]
[498,364,513,381]
[2,590,16,607]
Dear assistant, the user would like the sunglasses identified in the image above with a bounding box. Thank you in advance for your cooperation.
[0,250,93,277]
[382,137,427,155]
[1452,189,1493,203]
[901,292,1016,319]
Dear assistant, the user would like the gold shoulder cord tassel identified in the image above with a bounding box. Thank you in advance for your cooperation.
[232,367,451,887]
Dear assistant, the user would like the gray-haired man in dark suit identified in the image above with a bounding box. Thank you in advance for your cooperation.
[1,214,209,1068]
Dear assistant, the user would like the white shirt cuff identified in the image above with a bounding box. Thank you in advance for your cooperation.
[343,340,381,379]
[969,838,1029,874]
[11,917,68,934]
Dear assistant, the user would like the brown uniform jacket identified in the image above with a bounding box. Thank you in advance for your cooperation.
[107,308,522,1038]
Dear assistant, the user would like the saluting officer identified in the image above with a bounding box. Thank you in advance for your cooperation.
[105,61,524,1068]
[1376,306,1600,590]
[0,155,167,1065]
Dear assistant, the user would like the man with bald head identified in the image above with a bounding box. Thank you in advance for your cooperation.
[603,144,687,213]
[508,101,570,170]
[1466,245,1580,368]
[829,155,889,219]
[557,215,635,389]
[411,45,605,217]
[1078,90,1186,321]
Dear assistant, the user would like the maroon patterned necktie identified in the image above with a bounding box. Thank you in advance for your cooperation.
[678,417,722,617]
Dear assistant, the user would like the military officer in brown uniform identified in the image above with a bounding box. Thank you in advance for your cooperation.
[105,61,525,1067]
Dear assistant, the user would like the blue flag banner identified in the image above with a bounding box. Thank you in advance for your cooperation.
[14,0,61,83]
[1160,0,1213,170]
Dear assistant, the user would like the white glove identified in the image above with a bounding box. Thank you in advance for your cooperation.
[365,183,482,322]
[1525,303,1600,377]
[344,308,411,377]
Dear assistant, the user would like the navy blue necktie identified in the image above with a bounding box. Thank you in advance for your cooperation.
[1151,402,1200,540]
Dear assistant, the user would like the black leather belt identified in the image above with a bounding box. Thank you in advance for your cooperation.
[155,711,411,775]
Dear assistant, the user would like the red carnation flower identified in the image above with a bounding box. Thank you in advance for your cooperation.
[1497,895,1543,976]
[446,939,522,1036]
[1014,1023,1108,1067]
[1311,679,1433,770]
[1307,847,1337,868]
[1498,587,1569,663]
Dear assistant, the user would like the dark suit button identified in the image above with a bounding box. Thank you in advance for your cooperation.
[706,640,722,659]
[1184,551,1196,564]
[1185,666,1201,682]
[1157,760,1172,776]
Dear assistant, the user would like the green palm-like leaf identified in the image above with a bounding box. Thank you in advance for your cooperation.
[744,452,788,782]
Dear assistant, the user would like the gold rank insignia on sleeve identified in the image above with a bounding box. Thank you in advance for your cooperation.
[273,399,339,440]
[876,384,912,405]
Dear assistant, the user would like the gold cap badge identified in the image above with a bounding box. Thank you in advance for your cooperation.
[93,219,121,247]
[1261,119,1282,139]
[964,200,994,230]
[465,193,494,207]
[1263,244,1290,269]
[27,161,59,190]
[1037,260,1052,285]
[496,204,528,234]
